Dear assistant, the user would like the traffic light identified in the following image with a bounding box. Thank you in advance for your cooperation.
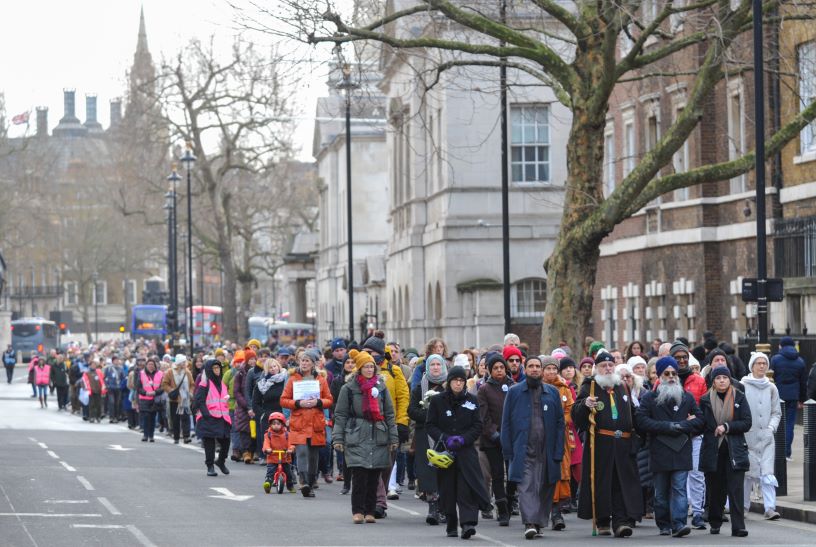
[119,325,126,333]
[59,322,67,334]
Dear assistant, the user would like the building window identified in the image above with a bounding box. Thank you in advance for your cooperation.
[65,282,78,306]
[511,278,547,318]
[672,105,690,201]
[799,41,816,155]
[623,120,636,177]
[604,126,616,197]
[727,81,746,193]
[93,280,107,306]
[510,105,550,183]
[124,280,137,305]
[642,0,659,24]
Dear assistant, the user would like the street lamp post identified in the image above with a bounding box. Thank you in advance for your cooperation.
[336,60,359,342]
[92,271,99,344]
[752,0,769,346]
[499,0,511,335]
[181,145,196,350]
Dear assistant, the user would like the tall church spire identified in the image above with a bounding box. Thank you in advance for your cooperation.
[136,6,149,57]
[126,6,156,121]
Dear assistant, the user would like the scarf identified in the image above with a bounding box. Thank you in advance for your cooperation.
[257,370,288,395]
[710,385,735,447]
[421,355,448,397]
[173,368,191,415]
[356,374,384,422]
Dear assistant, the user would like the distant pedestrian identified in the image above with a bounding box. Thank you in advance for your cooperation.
[136,358,163,441]
[82,359,107,422]
[33,357,52,408]
[50,356,70,410]
[3,345,15,384]
[163,354,194,444]
[770,336,807,460]
[194,359,232,477]
[104,356,125,423]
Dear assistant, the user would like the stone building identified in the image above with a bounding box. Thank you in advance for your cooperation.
[593,10,816,350]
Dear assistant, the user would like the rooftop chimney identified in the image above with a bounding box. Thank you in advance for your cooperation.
[109,98,122,129]
[52,88,87,137]
[84,94,103,133]
[36,107,48,137]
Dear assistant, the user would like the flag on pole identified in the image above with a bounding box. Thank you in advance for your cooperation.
[11,111,30,125]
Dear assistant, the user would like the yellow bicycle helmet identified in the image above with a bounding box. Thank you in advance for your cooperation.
[426,448,455,469]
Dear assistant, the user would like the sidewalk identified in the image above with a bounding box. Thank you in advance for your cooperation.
[749,424,816,524]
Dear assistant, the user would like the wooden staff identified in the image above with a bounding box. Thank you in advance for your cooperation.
[589,380,597,536]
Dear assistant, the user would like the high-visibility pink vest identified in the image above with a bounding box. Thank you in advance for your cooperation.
[196,379,231,424]
[82,369,107,396]
[35,364,51,385]
[139,370,163,401]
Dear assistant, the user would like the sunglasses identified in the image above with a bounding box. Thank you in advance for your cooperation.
[662,370,678,377]
[507,358,521,363]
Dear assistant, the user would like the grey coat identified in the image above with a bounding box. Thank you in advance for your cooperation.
[332,375,398,469]
[740,375,781,477]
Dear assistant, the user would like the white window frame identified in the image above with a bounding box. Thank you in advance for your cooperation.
[510,104,551,184]
[511,278,547,318]
[727,79,747,193]
[799,41,816,157]
[124,279,137,305]
[623,112,636,178]
[92,280,107,306]
[65,282,78,306]
[672,103,690,201]
[604,122,616,197]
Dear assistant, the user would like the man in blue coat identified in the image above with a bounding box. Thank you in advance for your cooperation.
[770,336,807,459]
[501,355,565,540]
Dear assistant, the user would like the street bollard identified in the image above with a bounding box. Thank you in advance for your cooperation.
[805,400,816,501]
[775,399,788,496]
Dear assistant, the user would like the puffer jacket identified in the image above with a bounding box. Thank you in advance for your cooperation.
[280,370,333,446]
[740,375,781,477]
[770,346,807,402]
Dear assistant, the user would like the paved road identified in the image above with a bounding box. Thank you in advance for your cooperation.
[2,374,815,546]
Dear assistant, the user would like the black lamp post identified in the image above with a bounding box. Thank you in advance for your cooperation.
[499,0,511,335]
[752,0,769,345]
[336,59,359,342]
[92,271,99,344]
[164,167,180,343]
[181,145,196,350]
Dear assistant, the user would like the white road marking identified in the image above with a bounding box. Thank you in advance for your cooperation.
[59,461,76,472]
[46,450,59,459]
[71,524,125,529]
[27,437,37,442]
[475,532,515,547]
[0,513,101,518]
[127,524,159,547]
[387,502,422,516]
[107,444,134,451]
[0,482,39,547]
[97,497,121,516]
[76,476,95,491]
[208,487,253,501]
[37,442,48,449]
[44,500,89,504]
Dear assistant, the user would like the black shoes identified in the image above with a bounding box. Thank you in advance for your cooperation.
[215,461,229,475]
[552,513,566,531]
[732,529,748,537]
[461,525,476,539]
[206,465,217,477]
[672,526,691,538]
[374,506,387,519]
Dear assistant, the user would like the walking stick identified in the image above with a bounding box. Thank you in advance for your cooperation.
[589,380,597,536]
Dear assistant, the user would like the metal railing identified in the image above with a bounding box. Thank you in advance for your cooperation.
[7,285,62,299]
[773,216,816,278]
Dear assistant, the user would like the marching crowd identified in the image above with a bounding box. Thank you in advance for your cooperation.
[3,330,814,540]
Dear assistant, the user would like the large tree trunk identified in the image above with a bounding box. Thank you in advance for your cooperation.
[541,86,610,354]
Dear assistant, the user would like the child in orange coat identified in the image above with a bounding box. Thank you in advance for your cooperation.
[263,412,295,493]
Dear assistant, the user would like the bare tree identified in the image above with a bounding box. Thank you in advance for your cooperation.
[155,37,296,340]
[246,0,816,351]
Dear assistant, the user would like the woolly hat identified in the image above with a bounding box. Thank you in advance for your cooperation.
[706,348,728,365]
[669,340,689,356]
[453,353,471,370]
[243,349,257,362]
[362,336,386,356]
[594,351,615,365]
[404,348,419,359]
[305,347,322,363]
[748,351,769,372]
[174,354,187,366]
[502,345,523,361]
[655,356,678,376]
[214,348,226,358]
[348,349,374,371]
[540,355,558,368]
[579,357,595,369]
[247,339,261,349]
[486,353,507,372]
[627,355,647,369]
[551,348,567,361]
[780,336,795,347]
[710,365,731,379]
[588,341,606,356]
[331,338,347,351]
[446,366,468,383]
[233,349,246,364]
[559,356,576,372]
[703,338,718,351]
[615,363,633,376]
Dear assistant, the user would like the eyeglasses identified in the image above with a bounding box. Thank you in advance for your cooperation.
[507,358,521,363]
[662,371,678,377]
[674,354,689,361]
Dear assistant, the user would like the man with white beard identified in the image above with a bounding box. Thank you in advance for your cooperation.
[573,351,642,537]
[636,356,704,537]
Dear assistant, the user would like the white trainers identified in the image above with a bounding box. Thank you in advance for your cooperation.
[764,510,781,520]
[386,489,399,500]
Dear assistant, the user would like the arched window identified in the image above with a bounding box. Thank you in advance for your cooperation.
[511,278,547,318]
[427,284,434,320]
[402,286,410,323]
[435,283,443,320]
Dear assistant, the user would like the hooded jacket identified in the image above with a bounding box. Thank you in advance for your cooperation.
[770,345,807,402]
[740,374,781,477]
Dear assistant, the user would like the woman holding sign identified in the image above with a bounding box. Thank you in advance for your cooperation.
[281,350,333,497]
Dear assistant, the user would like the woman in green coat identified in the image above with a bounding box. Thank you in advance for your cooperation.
[333,349,398,524]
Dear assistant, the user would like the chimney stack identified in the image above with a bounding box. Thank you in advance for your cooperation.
[53,88,87,137]
[109,98,122,129]
[36,107,48,137]
[84,94,103,133]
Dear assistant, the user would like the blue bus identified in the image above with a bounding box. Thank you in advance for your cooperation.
[11,318,59,361]
[131,305,168,339]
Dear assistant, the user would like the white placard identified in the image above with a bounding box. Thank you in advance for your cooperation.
[292,380,320,401]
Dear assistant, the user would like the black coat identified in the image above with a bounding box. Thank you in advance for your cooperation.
[476,377,511,449]
[251,377,285,420]
[409,382,444,493]
[698,388,752,472]
[635,389,703,472]
[193,362,231,439]
[426,389,491,511]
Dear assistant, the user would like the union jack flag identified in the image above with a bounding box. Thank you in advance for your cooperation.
[11,111,30,125]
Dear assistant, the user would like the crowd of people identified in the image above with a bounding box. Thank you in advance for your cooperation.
[3,330,814,540]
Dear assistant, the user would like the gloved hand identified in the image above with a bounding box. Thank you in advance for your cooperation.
[490,431,500,443]
[445,435,465,452]
[398,424,410,443]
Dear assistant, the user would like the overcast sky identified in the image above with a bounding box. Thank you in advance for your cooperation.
[0,0,332,160]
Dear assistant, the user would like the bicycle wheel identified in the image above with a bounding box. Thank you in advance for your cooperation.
[276,473,285,494]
